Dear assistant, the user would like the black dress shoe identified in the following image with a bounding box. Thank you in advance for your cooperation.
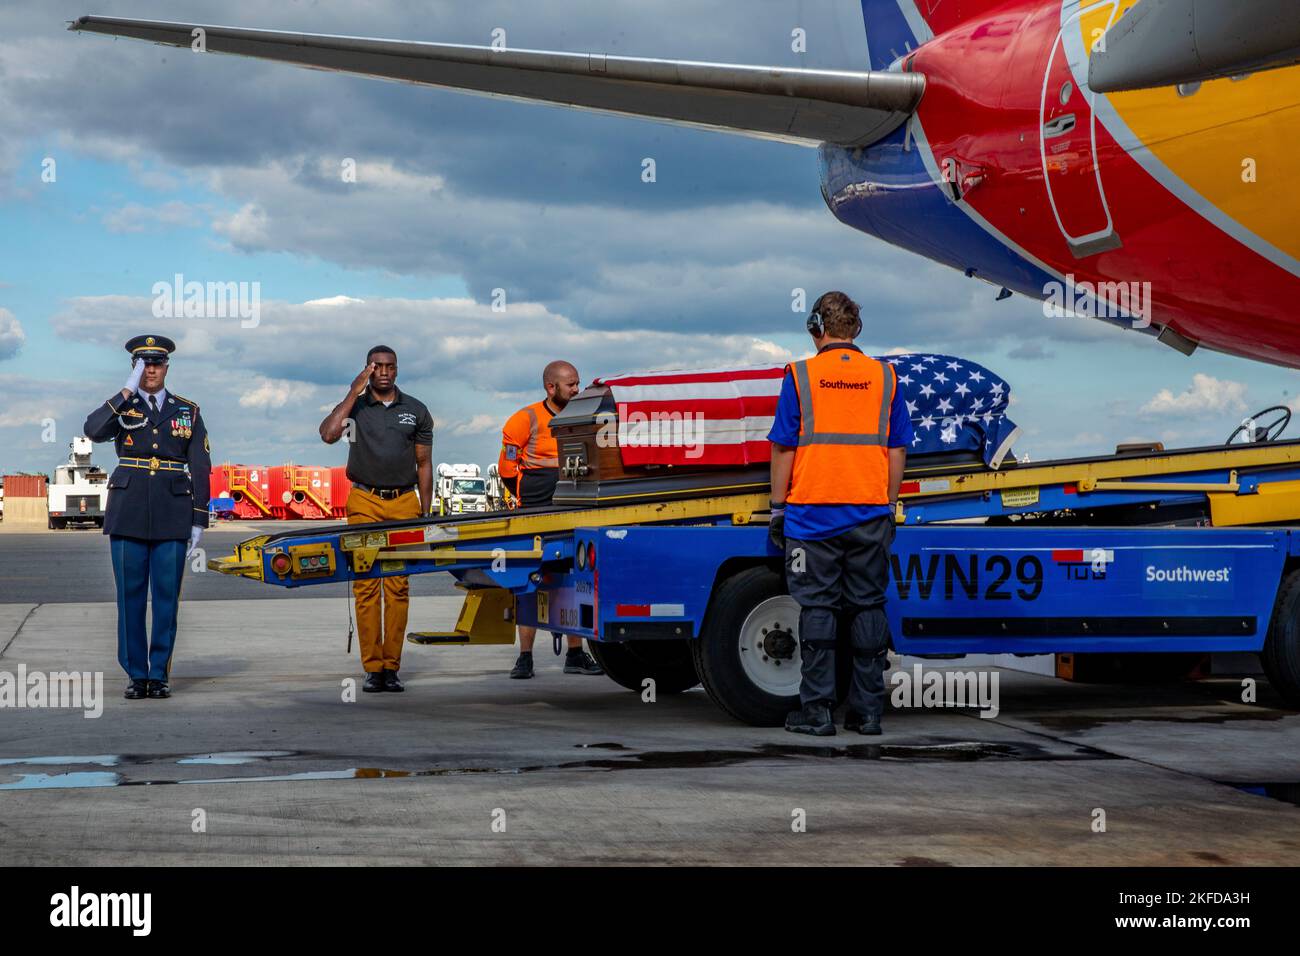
[509,652,534,679]
[563,649,604,675]
[382,669,404,692]
[844,711,882,736]
[362,671,385,693]
[146,680,171,699]
[784,704,836,736]
[124,680,148,700]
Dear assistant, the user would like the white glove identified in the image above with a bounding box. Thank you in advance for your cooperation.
[186,525,203,557]
[124,358,145,393]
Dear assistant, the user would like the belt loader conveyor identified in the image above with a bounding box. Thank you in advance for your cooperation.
[209,439,1300,725]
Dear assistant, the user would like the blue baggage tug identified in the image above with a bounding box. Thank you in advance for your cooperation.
[210,417,1300,725]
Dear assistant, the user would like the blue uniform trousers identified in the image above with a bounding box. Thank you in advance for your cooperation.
[109,535,186,681]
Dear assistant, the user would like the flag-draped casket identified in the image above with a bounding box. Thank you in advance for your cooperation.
[549,354,1020,504]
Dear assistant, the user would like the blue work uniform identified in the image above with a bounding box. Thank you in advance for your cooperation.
[83,389,212,682]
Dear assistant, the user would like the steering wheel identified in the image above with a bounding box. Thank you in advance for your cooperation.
[1226,405,1291,444]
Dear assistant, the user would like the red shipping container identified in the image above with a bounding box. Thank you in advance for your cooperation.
[213,463,275,519]
[286,465,333,519]
[267,465,293,520]
[3,474,48,498]
[330,466,352,518]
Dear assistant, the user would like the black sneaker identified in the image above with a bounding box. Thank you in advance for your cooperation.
[785,704,835,736]
[844,711,882,736]
[382,669,404,692]
[146,680,171,699]
[124,680,148,700]
[362,671,385,693]
[510,652,534,679]
[563,649,604,675]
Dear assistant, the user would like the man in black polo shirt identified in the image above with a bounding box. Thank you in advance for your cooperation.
[320,345,434,693]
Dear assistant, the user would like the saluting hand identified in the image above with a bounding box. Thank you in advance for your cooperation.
[351,362,376,397]
[122,358,144,398]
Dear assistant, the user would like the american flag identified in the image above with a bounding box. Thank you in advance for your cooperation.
[883,353,1020,468]
[595,353,1019,469]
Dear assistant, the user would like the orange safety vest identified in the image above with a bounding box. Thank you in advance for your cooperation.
[499,399,560,483]
[786,347,895,505]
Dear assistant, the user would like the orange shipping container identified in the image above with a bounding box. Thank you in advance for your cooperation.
[3,474,48,498]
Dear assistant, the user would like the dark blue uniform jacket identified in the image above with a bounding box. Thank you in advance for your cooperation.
[83,390,212,540]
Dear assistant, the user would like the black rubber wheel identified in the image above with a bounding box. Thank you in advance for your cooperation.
[587,638,700,694]
[692,566,854,727]
[1262,567,1300,709]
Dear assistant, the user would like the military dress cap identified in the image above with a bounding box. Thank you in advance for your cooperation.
[125,334,176,364]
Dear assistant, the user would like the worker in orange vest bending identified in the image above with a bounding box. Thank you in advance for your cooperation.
[497,360,604,680]
[768,292,913,736]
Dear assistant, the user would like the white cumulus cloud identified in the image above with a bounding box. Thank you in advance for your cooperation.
[451,414,498,436]
[1140,373,1248,417]
[0,308,24,359]
[238,377,318,410]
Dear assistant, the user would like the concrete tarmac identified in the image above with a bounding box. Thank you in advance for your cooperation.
[1,596,1297,865]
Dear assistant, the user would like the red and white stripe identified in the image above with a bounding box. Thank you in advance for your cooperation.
[594,364,786,467]
[614,603,687,618]
[1052,548,1115,566]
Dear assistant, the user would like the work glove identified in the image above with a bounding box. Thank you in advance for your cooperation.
[124,357,145,394]
[186,525,203,558]
[768,504,786,554]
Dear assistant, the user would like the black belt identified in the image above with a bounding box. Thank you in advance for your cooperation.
[352,482,415,500]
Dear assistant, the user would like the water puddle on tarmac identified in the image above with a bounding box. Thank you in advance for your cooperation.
[0,755,119,767]
[175,751,296,765]
[1030,710,1291,733]
[0,739,1112,791]
[556,739,1115,771]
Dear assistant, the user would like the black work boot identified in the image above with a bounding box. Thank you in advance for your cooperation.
[785,704,835,736]
[146,680,171,699]
[510,652,534,679]
[563,648,604,675]
[844,711,882,736]
[362,671,385,693]
[124,679,148,700]
[382,669,404,692]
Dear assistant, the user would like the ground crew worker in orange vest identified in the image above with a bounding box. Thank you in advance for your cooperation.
[497,360,604,680]
[767,291,914,736]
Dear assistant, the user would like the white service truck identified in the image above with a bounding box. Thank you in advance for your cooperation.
[435,463,489,515]
[47,437,108,529]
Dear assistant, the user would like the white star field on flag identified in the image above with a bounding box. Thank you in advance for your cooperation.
[884,354,1018,463]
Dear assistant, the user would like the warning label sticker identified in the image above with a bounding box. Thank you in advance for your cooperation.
[1001,487,1040,508]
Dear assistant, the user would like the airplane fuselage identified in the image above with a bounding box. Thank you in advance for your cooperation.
[822,0,1300,366]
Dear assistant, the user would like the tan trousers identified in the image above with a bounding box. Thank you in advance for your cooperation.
[347,487,421,672]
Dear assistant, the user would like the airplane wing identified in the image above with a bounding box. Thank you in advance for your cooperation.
[68,16,924,148]
[1090,0,1300,93]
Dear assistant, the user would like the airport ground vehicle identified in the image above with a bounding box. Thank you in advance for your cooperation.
[47,437,107,529]
[435,463,489,515]
[485,465,507,511]
[212,415,1300,725]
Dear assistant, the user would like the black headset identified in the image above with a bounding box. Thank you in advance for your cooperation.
[806,295,862,338]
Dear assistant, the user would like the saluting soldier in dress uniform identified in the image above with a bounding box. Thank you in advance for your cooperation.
[83,335,211,700]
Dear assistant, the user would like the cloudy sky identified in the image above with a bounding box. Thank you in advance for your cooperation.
[0,0,1294,479]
